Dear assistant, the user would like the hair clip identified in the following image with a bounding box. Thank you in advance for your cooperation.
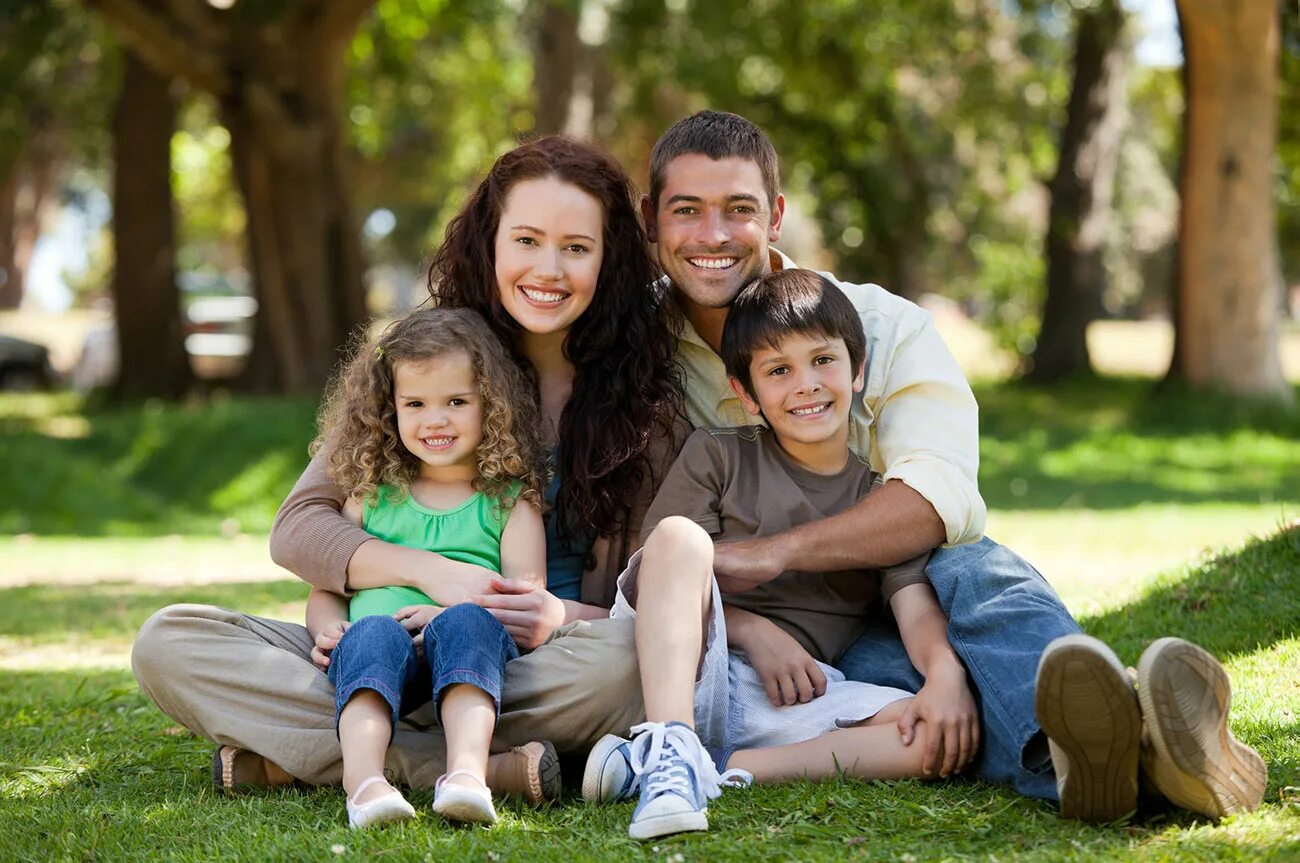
[374,346,384,359]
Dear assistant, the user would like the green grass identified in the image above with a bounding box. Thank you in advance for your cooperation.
[1,381,1298,861]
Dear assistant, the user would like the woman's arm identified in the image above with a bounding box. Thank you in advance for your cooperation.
[271,450,496,601]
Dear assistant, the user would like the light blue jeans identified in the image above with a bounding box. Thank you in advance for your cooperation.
[836,537,1081,801]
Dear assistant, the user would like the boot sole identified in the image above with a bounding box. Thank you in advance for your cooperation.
[1036,634,1141,822]
[1137,637,1267,818]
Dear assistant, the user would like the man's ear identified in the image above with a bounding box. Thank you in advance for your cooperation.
[641,195,657,244]
[728,376,763,416]
[768,193,786,243]
[852,358,866,393]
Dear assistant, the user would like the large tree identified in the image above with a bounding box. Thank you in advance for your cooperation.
[1026,0,1128,383]
[1168,0,1290,400]
[84,0,376,394]
[110,52,191,398]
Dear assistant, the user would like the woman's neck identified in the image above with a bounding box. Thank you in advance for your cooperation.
[520,329,573,380]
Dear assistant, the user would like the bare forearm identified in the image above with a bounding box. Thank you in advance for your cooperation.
[346,538,491,605]
[561,599,610,624]
[305,588,349,640]
[890,584,962,678]
[772,480,944,572]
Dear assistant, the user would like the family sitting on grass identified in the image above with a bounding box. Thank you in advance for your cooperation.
[132,112,1267,838]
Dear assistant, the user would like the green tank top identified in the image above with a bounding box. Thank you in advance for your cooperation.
[348,484,515,620]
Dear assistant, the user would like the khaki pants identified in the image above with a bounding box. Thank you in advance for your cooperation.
[131,604,644,789]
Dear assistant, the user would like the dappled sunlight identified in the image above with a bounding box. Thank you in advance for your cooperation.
[0,636,132,671]
[0,751,102,797]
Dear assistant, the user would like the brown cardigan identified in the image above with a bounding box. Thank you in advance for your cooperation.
[268,417,689,609]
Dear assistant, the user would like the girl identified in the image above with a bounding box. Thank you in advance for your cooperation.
[306,307,550,828]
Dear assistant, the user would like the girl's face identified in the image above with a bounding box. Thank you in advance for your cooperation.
[494,176,604,336]
[393,351,483,479]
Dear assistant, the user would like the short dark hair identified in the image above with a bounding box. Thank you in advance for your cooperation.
[648,110,780,210]
[721,269,866,400]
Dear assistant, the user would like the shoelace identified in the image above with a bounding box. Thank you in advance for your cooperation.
[627,721,752,801]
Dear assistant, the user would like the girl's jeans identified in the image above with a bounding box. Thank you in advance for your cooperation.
[328,603,519,731]
[836,537,1082,801]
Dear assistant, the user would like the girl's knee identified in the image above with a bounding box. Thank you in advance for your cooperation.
[341,614,409,651]
[425,603,507,644]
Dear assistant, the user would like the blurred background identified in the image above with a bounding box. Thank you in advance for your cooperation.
[0,0,1296,606]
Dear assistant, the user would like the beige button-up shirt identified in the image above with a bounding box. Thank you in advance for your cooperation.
[672,249,986,546]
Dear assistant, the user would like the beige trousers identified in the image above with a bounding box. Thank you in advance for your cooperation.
[131,604,644,789]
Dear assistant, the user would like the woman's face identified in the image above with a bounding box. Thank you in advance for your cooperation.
[494,176,604,336]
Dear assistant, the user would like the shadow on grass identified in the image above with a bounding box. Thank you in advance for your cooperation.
[0,394,317,536]
[975,377,1300,511]
[1081,524,1300,663]
[0,579,307,643]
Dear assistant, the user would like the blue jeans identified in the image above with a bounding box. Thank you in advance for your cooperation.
[328,603,519,731]
[836,537,1081,801]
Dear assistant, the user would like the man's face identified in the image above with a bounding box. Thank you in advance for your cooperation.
[645,154,785,311]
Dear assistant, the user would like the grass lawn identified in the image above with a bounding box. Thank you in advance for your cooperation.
[1,378,1298,861]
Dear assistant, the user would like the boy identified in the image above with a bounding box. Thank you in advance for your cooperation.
[583,269,977,840]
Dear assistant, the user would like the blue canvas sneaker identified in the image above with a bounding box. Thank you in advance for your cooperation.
[624,721,751,840]
[582,733,637,802]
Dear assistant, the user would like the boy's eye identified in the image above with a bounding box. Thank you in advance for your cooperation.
[814,355,835,365]
[768,366,789,377]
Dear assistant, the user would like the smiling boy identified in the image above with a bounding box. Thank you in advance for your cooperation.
[584,269,977,840]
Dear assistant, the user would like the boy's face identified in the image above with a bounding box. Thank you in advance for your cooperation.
[730,331,865,467]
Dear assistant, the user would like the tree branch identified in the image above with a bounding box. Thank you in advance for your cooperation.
[81,0,230,95]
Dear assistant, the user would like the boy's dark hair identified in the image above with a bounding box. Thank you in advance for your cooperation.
[648,110,780,210]
[721,269,866,400]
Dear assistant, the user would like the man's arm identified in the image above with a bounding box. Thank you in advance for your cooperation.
[270,450,496,602]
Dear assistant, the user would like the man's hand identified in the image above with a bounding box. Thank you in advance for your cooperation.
[473,577,566,650]
[896,659,980,778]
[395,604,443,647]
[712,536,787,593]
[735,613,827,706]
[310,620,350,670]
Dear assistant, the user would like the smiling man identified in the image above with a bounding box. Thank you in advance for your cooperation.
[636,110,1263,822]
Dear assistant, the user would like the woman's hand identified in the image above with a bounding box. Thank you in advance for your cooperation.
[473,577,567,650]
[395,604,444,647]
[310,620,351,670]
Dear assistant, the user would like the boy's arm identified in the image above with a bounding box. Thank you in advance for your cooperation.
[271,450,497,601]
[888,578,979,779]
[711,311,982,590]
[724,604,827,707]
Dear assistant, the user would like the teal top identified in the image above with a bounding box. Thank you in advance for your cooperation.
[348,484,514,621]
[542,452,592,602]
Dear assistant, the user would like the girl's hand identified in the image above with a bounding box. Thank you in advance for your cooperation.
[473,577,566,650]
[310,620,351,670]
[395,604,443,647]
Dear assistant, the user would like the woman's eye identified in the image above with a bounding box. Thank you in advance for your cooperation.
[516,236,537,246]
[565,244,589,254]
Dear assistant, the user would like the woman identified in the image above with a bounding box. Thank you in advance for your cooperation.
[131,137,685,798]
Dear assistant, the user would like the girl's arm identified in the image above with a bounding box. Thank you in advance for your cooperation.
[305,587,350,670]
[888,583,979,778]
[499,498,547,590]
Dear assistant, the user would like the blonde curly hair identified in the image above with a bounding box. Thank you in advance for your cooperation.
[312,308,547,512]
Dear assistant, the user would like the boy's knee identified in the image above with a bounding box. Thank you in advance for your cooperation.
[643,516,713,568]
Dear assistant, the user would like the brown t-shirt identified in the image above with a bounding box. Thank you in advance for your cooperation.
[641,426,930,665]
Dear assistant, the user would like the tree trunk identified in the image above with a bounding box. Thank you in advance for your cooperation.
[0,142,58,311]
[532,0,581,136]
[1168,0,1290,400]
[110,52,191,399]
[83,0,374,395]
[1027,0,1127,383]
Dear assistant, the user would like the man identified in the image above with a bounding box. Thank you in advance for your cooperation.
[639,110,1264,821]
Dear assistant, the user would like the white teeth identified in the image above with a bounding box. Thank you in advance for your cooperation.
[422,436,455,446]
[522,287,567,303]
[688,257,737,270]
[790,404,830,416]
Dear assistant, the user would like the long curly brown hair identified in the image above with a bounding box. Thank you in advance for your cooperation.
[312,308,547,511]
[429,136,683,540]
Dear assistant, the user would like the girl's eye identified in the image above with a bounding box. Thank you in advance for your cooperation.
[449,398,466,407]
[405,400,423,408]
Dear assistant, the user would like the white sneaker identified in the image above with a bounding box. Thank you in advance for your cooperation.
[626,721,751,840]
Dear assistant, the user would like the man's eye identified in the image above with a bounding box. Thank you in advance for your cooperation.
[673,207,697,216]
[732,206,756,214]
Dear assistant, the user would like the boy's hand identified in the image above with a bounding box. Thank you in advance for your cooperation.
[896,659,980,778]
[712,537,787,593]
[742,616,827,706]
[310,620,351,670]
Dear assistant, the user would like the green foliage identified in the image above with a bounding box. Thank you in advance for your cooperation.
[172,98,245,276]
